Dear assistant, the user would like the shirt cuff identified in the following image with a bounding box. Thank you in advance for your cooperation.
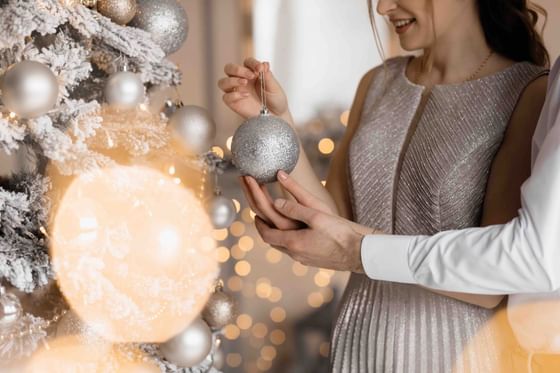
[360,234,416,284]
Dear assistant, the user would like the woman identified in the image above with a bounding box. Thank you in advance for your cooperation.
[219,0,549,371]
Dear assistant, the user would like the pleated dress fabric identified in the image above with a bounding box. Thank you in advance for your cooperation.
[330,56,547,373]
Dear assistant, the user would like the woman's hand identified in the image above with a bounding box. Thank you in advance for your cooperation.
[218,58,290,120]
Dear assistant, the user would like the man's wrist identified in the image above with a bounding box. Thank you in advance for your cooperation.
[359,234,416,283]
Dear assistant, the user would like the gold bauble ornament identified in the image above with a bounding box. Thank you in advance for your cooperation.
[201,284,237,330]
[81,0,98,7]
[97,0,137,25]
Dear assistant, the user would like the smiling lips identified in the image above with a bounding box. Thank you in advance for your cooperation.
[392,18,416,34]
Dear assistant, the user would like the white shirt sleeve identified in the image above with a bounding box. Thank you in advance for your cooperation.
[361,58,560,295]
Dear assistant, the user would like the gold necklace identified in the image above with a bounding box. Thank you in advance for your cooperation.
[466,50,494,81]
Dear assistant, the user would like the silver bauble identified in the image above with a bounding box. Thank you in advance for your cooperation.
[169,105,216,154]
[1,60,59,118]
[202,289,237,330]
[0,144,40,178]
[231,114,300,184]
[0,287,23,327]
[130,0,189,55]
[160,318,213,368]
[208,196,236,229]
[97,0,137,25]
[104,71,145,109]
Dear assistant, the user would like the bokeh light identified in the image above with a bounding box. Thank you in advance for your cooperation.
[318,138,335,155]
[51,165,217,343]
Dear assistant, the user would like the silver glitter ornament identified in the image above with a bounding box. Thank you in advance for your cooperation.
[169,105,216,154]
[208,195,236,229]
[231,113,300,184]
[81,0,98,7]
[0,286,23,328]
[160,318,213,368]
[97,0,137,25]
[130,0,189,55]
[202,287,237,330]
[104,71,145,109]
[1,60,59,118]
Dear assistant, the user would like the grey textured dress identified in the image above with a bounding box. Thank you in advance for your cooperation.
[330,56,547,373]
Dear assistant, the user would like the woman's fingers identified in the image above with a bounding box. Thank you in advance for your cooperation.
[224,63,256,79]
[218,77,249,93]
[244,176,301,230]
[244,57,266,73]
[239,177,270,224]
[222,91,250,105]
[277,170,332,214]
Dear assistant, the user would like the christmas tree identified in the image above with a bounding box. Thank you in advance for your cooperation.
[0,0,237,371]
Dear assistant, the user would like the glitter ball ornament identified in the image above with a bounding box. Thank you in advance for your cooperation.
[160,318,213,368]
[0,286,23,327]
[97,0,137,25]
[104,71,145,109]
[1,60,59,118]
[169,105,216,154]
[130,0,189,55]
[208,195,236,229]
[202,286,237,330]
[231,113,300,184]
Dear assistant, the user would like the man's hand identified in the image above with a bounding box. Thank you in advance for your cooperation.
[255,198,374,273]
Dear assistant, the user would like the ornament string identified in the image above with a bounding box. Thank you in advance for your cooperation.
[259,71,268,115]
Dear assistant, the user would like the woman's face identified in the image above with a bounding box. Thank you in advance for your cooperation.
[376,0,472,51]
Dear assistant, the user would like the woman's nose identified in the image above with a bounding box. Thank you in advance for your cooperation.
[377,0,398,16]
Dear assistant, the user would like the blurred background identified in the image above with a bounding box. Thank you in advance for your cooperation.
[165,1,560,372]
[1,1,557,372]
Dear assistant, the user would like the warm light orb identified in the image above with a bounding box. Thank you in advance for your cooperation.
[50,165,218,343]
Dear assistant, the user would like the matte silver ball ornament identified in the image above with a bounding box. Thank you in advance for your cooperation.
[170,105,216,154]
[130,0,189,55]
[160,318,213,368]
[202,288,237,330]
[97,0,137,25]
[208,196,237,229]
[231,114,300,184]
[104,71,145,109]
[1,60,59,118]
[0,286,23,327]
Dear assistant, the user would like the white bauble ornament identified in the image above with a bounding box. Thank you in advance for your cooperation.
[169,105,216,154]
[231,113,300,184]
[104,71,145,109]
[1,60,59,118]
[160,318,213,368]
[208,196,236,229]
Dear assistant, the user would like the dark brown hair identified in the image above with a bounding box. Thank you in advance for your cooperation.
[478,0,549,67]
[367,0,550,67]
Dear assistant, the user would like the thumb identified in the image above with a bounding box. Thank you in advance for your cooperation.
[273,198,318,226]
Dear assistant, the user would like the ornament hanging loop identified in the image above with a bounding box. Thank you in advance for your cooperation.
[259,71,269,116]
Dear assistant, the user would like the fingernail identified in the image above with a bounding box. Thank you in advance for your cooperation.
[274,199,287,209]
[240,79,247,85]
[277,170,288,181]
[242,92,250,97]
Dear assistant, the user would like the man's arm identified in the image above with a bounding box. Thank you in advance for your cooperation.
[361,96,560,295]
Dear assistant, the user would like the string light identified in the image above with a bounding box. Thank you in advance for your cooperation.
[260,345,277,361]
[307,292,324,308]
[168,165,176,175]
[270,307,286,323]
[257,358,273,371]
[231,245,246,260]
[226,136,233,151]
[256,282,272,299]
[340,109,350,127]
[212,146,224,158]
[230,221,246,237]
[268,287,282,303]
[292,262,308,276]
[318,138,335,155]
[238,236,254,252]
[236,314,253,330]
[226,353,243,367]
[223,324,241,340]
[235,260,251,276]
[252,323,268,339]
[9,112,16,119]
[265,248,282,264]
[232,199,241,213]
[212,228,229,241]
[314,271,331,287]
[216,246,230,263]
[270,329,286,345]
[227,276,243,292]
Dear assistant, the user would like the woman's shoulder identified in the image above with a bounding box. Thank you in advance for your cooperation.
[358,55,411,90]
